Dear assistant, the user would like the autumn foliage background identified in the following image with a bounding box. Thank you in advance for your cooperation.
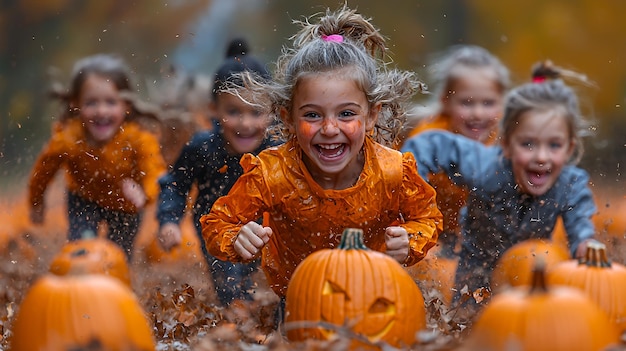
[2,0,626,349]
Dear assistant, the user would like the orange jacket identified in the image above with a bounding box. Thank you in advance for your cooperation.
[29,119,166,213]
[408,114,498,143]
[408,114,496,235]
[201,137,442,296]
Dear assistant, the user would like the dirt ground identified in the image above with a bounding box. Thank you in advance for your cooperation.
[2,180,626,350]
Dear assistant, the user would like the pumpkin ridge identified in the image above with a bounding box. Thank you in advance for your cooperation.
[547,241,626,331]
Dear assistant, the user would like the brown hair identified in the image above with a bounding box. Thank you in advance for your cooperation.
[224,4,424,148]
[501,61,594,164]
[50,53,160,124]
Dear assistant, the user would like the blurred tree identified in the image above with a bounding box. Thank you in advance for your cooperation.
[2,0,626,190]
[468,0,626,185]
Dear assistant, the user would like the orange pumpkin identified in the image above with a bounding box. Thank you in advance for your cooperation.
[549,216,570,253]
[491,239,570,292]
[143,218,202,264]
[9,274,156,351]
[49,232,131,287]
[285,228,426,349]
[135,204,202,265]
[467,260,620,351]
[405,253,457,306]
[593,195,626,238]
[547,240,626,331]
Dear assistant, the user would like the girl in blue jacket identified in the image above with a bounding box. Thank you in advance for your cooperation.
[401,61,597,318]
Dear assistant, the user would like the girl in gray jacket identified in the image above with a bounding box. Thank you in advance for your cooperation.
[401,61,596,318]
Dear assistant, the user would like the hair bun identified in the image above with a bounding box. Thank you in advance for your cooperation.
[531,60,560,81]
[226,38,250,58]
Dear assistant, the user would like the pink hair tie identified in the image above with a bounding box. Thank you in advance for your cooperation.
[321,34,343,43]
[532,76,546,83]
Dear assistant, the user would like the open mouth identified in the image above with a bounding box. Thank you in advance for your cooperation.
[465,121,489,133]
[88,116,115,127]
[88,119,115,135]
[527,170,550,186]
[93,119,112,126]
[232,133,260,151]
[316,143,346,159]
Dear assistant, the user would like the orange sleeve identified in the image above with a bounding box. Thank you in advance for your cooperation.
[200,153,269,261]
[408,114,451,138]
[28,129,68,209]
[132,128,166,204]
[399,152,442,266]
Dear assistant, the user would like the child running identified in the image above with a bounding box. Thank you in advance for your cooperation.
[157,38,277,306]
[405,45,510,258]
[200,5,442,303]
[29,53,166,259]
[401,60,596,318]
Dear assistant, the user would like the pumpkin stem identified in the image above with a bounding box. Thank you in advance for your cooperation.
[339,228,369,250]
[529,257,549,294]
[580,240,612,268]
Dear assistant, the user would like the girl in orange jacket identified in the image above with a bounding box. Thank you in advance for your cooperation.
[29,54,166,258]
[200,5,442,299]
[405,45,510,258]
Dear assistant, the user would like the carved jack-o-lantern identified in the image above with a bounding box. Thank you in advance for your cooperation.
[49,232,131,287]
[285,228,426,349]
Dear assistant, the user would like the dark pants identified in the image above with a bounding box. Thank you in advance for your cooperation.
[194,224,260,306]
[436,230,460,259]
[450,242,493,320]
[67,192,141,259]
[275,296,286,330]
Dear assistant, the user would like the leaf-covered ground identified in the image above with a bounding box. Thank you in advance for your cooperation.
[2,182,626,350]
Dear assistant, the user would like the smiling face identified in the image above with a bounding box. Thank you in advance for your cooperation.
[441,66,504,143]
[77,74,128,146]
[214,92,271,155]
[503,107,574,197]
[287,71,379,189]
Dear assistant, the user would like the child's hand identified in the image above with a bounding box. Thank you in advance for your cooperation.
[234,220,272,260]
[30,204,44,224]
[385,226,410,264]
[574,238,594,259]
[121,178,147,209]
[158,222,182,252]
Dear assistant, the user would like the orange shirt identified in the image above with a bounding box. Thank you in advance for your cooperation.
[201,137,442,296]
[409,114,497,235]
[29,119,166,213]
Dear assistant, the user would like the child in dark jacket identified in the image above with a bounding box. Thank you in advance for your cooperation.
[157,39,278,306]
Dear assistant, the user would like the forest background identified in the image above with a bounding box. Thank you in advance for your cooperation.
[2,0,626,200]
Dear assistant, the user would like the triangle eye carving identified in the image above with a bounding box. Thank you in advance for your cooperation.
[368,297,395,315]
[322,280,350,300]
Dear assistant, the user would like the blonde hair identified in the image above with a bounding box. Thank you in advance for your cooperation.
[409,45,510,121]
[501,61,594,164]
[226,4,424,148]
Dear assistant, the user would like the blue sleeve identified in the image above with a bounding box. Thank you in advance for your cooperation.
[156,136,203,226]
[562,168,597,255]
[400,130,488,187]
